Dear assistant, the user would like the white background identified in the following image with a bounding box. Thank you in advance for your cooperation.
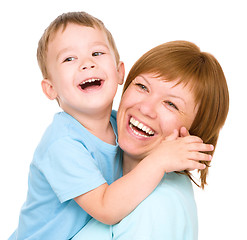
[1,0,246,239]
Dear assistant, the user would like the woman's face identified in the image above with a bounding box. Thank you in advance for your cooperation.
[117,73,198,160]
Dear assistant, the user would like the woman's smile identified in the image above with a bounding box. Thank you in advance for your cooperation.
[117,73,198,159]
[129,116,155,138]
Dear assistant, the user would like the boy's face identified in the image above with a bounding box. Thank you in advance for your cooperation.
[42,23,124,118]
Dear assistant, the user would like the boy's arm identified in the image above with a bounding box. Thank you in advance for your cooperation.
[74,129,213,225]
[74,157,165,225]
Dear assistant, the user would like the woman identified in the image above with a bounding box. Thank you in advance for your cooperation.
[73,40,229,239]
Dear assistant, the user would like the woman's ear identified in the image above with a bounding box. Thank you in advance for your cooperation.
[117,61,125,85]
[41,79,58,100]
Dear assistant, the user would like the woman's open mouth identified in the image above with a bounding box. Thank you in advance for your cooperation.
[79,78,103,90]
[129,117,155,138]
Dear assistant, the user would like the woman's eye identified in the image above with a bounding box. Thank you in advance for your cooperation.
[92,52,104,56]
[165,101,179,111]
[136,83,148,91]
[63,57,75,62]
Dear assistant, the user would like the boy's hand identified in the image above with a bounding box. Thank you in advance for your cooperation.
[150,128,213,173]
[179,126,190,137]
[74,127,213,225]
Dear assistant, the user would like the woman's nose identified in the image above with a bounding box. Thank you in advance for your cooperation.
[138,99,157,119]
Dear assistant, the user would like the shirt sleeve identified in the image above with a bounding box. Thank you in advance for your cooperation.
[37,137,107,203]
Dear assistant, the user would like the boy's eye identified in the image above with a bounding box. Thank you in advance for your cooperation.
[63,57,75,62]
[165,101,179,111]
[92,52,104,56]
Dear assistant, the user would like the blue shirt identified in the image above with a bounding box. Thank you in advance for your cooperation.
[9,111,122,240]
[73,172,198,240]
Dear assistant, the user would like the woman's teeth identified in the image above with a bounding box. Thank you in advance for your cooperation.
[129,117,154,137]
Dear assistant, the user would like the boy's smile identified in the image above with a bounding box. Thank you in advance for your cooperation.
[42,23,124,123]
[78,78,103,91]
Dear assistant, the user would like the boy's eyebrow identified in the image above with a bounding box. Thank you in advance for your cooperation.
[56,47,74,60]
[91,42,110,48]
[56,43,111,60]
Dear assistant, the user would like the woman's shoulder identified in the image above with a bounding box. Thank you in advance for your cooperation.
[123,172,196,218]
[113,172,198,239]
[157,172,195,197]
[126,172,197,225]
[134,172,193,203]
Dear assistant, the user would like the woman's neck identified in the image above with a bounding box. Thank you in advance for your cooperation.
[122,153,141,175]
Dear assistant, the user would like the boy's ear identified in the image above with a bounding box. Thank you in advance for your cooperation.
[41,79,58,100]
[117,61,125,85]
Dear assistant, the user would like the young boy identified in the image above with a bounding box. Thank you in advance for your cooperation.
[9,12,211,240]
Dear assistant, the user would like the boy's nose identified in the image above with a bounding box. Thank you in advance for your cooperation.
[80,60,96,70]
[81,64,95,70]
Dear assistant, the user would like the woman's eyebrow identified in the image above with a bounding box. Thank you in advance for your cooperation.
[160,80,187,106]
[167,93,186,106]
[139,75,151,86]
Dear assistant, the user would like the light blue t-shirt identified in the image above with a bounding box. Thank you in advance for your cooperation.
[73,172,198,240]
[9,111,122,240]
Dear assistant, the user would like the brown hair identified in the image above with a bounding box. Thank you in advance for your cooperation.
[123,40,229,189]
[37,11,120,78]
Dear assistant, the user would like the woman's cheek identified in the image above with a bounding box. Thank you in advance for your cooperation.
[159,115,183,136]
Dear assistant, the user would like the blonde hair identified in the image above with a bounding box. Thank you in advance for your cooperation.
[37,11,120,78]
[123,41,229,189]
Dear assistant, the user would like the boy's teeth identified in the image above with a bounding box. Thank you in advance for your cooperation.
[81,78,100,85]
[129,117,154,136]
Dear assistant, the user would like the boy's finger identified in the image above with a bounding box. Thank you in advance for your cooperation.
[189,152,213,161]
[164,129,179,141]
[179,127,190,137]
[188,142,214,152]
[187,162,206,171]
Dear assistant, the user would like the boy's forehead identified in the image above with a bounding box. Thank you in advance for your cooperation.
[46,23,113,60]
[47,23,108,48]
[51,23,102,38]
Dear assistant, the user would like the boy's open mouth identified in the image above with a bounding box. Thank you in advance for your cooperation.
[79,78,103,90]
[129,117,155,138]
